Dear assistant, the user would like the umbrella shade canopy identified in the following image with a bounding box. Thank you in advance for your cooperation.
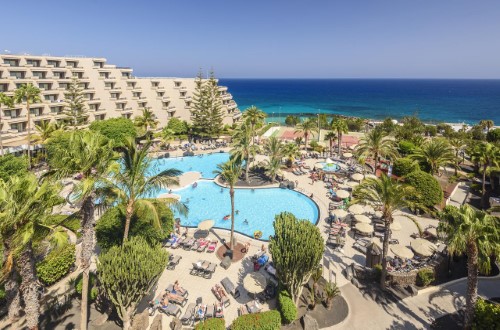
[326,158,335,164]
[198,220,215,231]
[355,222,373,234]
[391,245,414,259]
[343,153,353,158]
[425,227,437,237]
[349,144,357,150]
[373,211,383,219]
[243,272,267,294]
[364,174,378,180]
[390,220,402,231]
[411,238,437,257]
[347,181,359,187]
[337,183,349,190]
[363,205,375,214]
[351,173,364,181]
[354,214,371,224]
[315,163,324,169]
[349,204,365,214]
[157,193,181,201]
[332,209,348,218]
[336,190,350,199]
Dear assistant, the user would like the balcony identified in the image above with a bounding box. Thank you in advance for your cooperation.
[8,115,28,123]
[218,86,228,92]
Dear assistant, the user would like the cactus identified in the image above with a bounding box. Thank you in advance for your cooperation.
[269,212,324,303]
[97,237,168,330]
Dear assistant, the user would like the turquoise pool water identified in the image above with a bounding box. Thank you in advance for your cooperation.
[150,152,230,179]
[318,162,341,173]
[160,180,319,240]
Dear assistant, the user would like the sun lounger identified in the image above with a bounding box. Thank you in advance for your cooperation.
[194,304,207,321]
[207,240,218,252]
[353,242,367,254]
[251,250,266,262]
[167,255,182,270]
[221,277,240,298]
[181,303,195,325]
[191,238,204,251]
[158,303,181,317]
[166,284,189,297]
[215,302,224,318]
[212,284,231,307]
[190,260,209,276]
[171,237,184,249]
[246,300,262,314]
[167,293,187,307]
[205,304,215,318]
[183,238,195,250]
[164,236,178,248]
[238,305,248,316]
[203,262,217,279]
[197,239,209,252]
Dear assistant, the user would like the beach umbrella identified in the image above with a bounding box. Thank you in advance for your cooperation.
[365,174,378,180]
[354,214,371,224]
[315,163,324,169]
[363,205,375,214]
[198,219,215,231]
[390,220,402,231]
[157,193,181,201]
[373,211,383,219]
[338,183,349,190]
[332,209,348,219]
[349,204,364,214]
[355,222,373,234]
[411,238,437,257]
[346,181,359,187]
[351,173,364,181]
[349,144,357,150]
[391,245,414,259]
[243,272,267,294]
[343,153,353,158]
[425,227,438,237]
[326,158,334,164]
[336,190,350,199]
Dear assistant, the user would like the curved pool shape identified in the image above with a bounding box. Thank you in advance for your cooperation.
[150,152,230,179]
[318,162,341,173]
[161,180,319,240]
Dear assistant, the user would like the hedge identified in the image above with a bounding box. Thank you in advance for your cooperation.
[278,289,297,324]
[231,310,281,330]
[416,269,434,287]
[36,244,76,286]
[89,117,136,146]
[0,154,28,182]
[404,171,443,208]
[75,272,98,301]
[398,140,416,156]
[473,298,500,329]
[194,318,225,330]
[392,158,419,177]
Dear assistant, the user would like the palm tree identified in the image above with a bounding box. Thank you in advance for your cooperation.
[0,174,65,330]
[14,83,41,169]
[0,93,14,157]
[438,205,500,329]
[449,137,466,176]
[331,118,348,157]
[353,174,421,289]
[479,119,494,132]
[134,107,159,132]
[263,136,283,161]
[231,124,253,182]
[282,142,300,168]
[410,138,454,175]
[33,120,63,160]
[48,131,117,330]
[264,156,282,183]
[112,138,182,241]
[355,128,398,174]
[324,131,337,156]
[470,142,500,208]
[213,159,242,250]
[295,118,319,151]
[242,105,266,146]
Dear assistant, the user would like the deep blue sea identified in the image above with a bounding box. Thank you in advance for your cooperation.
[219,79,500,124]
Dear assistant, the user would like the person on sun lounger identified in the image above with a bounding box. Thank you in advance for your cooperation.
[173,280,186,295]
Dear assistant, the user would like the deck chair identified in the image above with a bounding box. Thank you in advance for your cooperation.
[181,303,195,325]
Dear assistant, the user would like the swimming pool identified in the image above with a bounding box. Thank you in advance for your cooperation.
[150,152,230,179]
[317,162,341,173]
[160,180,319,240]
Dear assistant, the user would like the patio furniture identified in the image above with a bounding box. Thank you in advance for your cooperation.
[220,255,232,269]
[238,305,248,316]
[197,239,209,252]
[167,293,187,307]
[194,304,207,321]
[190,260,210,276]
[207,240,218,252]
[166,255,182,270]
[221,277,240,298]
[205,304,215,318]
[158,302,181,317]
[183,238,195,250]
[203,262,217,279]
[215,302,224,318]
[211,284,231,307]
[181,303,195,325]
[166,283,189,297]
[246,300,262,314]
[171,237,184,249]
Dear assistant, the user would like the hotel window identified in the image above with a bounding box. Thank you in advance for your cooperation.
[59,83,68,89]
[38,83,51,90]
[122,72,130,78]
[66,61,77,68]
[151,82,159,87]
[44,94,58,102]
[30,108,43,116]
[47,60,60,67]
[11,123,27,132]
[180,91,186,97]
[93,61,104,68]
[3,59,19,66]
[0,84,8,92]
[72,72,83,78]
[50,106,61,113]
[104,82,114,89]
[116,103,125,110]
[139,102,147,107]
[100,72,109,78]
[157,91,164,97]
[53,71,65,79]
[10,71,25,79]
[86,93,94,100]
[163,102,170,107]
[110,92,120,99]
[174,81,182,87]
[89,104,99,111]
[127,82,136,88]
[32,71,46,79]
[133,92,141,98]
[26,59,40,67]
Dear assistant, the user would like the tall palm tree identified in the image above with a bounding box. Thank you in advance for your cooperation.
[264,157,282,183]
[449,137,466,176]
[231,124,253,182]
[410,138,454,175]
[0,93,14,157]
[331,118,348,157]
[479,119,494,132]
[439,205,500,329]
[295,118,319,151]
[282,142,300,168]
[263,136,283,161]
[324,131,337,156]
[213,159,242,250]
[470,142,500,208]
[33,120,63,160]
[355,128,398,174]
[112,138,182,241]
[0,174,65,330]
[14,83,41,169]
[242,105,266,146]
[48,131,117,330]
[353,174,421,289]
[134,107,159,132]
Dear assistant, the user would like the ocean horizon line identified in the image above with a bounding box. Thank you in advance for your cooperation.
[219,77,500,81]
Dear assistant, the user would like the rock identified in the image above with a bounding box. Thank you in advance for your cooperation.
[150,314,162,330]
[131,310,149,330]
[301,313,319,330]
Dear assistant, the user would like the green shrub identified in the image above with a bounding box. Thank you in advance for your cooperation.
[0,154,28,182]
[373,264,382,281]
[416,269,434,287]
[486,128,500,143]
[89,117,136,146]
[473,298,500,330]
[75,272,98,301]
[398,140,416,156]
[278,289,297,324]
[0,285,5,300]
[194,318,225,330]
[392,158,420,177]
[36,244,76,286]
[96,203,174,249]
[404,171,443,209]
[47,213,82,238]
[231,310,281,330]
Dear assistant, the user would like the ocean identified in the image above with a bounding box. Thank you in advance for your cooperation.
[219,79,500,124]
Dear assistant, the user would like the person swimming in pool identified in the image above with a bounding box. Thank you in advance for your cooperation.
[243,219,248,225]
[236,210,239,215]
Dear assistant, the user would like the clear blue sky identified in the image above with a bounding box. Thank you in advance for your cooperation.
[3,0,500,78]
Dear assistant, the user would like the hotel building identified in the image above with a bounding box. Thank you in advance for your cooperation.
[0,54,241,153]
